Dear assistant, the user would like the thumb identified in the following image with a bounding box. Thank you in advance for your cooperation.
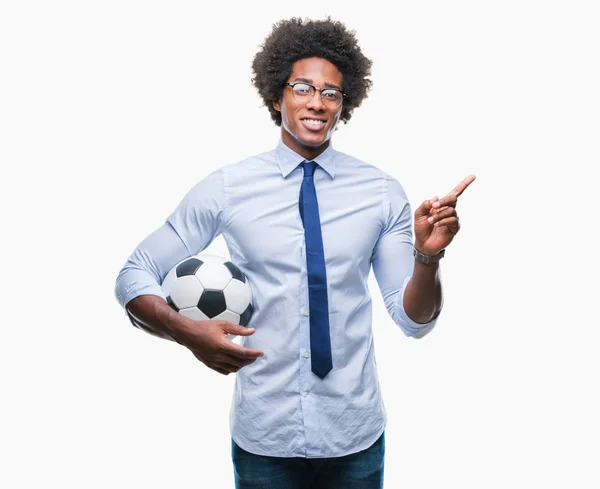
[224,322,255,335]
[414,196,437,219]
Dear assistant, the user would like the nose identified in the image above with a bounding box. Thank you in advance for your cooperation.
[305,91,326,111]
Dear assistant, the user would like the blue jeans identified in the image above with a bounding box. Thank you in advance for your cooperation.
[231,431,385,489]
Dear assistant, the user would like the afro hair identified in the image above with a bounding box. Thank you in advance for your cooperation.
[251,17,373,126]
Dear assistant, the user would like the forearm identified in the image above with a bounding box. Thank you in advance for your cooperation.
[402,259,443,324]
[114,222,194,338]
[126,295,189,343]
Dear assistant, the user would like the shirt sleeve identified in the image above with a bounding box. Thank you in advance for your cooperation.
[371,174,441,338]
[166,168,226,255]
[114,168,226,329]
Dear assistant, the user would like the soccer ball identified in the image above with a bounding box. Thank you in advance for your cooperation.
[161,253,254,340]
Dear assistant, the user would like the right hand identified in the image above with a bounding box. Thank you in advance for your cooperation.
[174,319,264,376]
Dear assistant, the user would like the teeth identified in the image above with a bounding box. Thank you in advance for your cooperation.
[304,119,325,126]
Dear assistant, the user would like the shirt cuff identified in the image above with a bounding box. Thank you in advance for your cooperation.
[117,282,166,329]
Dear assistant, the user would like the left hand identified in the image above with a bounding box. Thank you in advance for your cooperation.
[414,174,476,256]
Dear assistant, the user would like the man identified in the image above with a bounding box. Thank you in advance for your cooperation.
[115,17,475,489]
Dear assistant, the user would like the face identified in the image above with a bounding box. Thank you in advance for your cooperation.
[273,57,344,160]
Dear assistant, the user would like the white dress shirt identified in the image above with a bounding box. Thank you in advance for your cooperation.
[115,139,439,458]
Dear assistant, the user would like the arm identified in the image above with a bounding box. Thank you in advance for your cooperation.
[114,221,192,340]
[127,295,182,341]
[125,292,263,375]
[114,169,264,374]
[402,260,442,324]
[407,174,477,322]
[114,168,226,334]
[371,175,441,339]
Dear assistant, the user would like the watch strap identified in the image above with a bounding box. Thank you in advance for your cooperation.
[413,247,445,264]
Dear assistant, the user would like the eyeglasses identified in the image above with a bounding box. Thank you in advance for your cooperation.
[285,82,348,109]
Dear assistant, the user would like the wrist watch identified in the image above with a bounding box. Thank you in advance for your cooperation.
[413,247,445,264]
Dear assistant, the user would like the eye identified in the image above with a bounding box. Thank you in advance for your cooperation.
[323,90,340,100]
[292,83,310,92]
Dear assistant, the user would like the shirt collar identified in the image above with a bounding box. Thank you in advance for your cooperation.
[275,139,336,179]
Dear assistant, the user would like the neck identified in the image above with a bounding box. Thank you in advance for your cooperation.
[281,132,331,161]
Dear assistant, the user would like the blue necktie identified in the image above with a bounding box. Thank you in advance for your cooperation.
[299,161,333,379]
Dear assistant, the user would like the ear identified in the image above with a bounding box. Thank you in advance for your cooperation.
[272,99,281,112]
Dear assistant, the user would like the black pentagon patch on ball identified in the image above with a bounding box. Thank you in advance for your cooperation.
[166,296,179,312]
[239,302,254,327]
[198,290,227,318]
[176,258,203,277]
[224,261,246,283]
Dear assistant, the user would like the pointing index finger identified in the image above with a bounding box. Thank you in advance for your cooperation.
[451,174,476,198]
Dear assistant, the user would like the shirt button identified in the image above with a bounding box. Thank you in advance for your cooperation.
[304,311,310,316]
[303,392,309,398]
[304,351,310,358]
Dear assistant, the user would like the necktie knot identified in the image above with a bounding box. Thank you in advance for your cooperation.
[302,161,317,178]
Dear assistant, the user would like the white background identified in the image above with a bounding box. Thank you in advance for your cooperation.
[1,1,599,487]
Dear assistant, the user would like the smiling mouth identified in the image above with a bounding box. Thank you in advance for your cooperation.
[301,118,327,131]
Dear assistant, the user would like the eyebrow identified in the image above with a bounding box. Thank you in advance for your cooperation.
[292,77,343,90]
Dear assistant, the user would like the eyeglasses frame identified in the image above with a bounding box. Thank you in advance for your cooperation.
[285,82,348,108]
